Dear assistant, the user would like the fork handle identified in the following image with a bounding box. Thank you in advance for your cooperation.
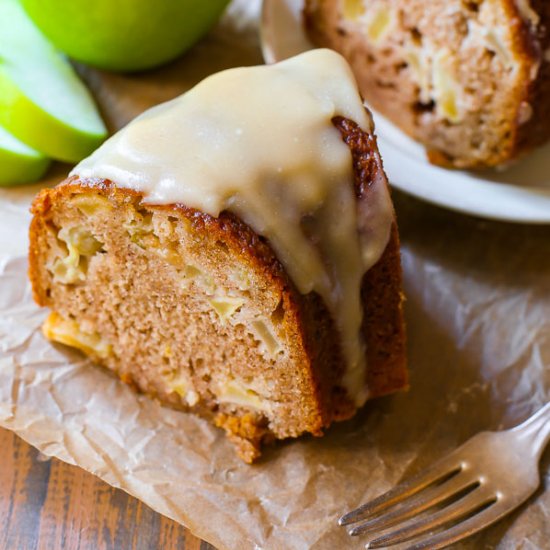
[512,402,550,460]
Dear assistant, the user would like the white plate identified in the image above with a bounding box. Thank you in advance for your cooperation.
[260,0,550,223]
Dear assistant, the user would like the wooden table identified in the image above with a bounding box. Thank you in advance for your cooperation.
[0,427,215,550]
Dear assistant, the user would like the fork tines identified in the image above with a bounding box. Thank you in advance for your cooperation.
[339,458,503,549]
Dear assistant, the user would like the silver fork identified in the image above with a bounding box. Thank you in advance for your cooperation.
[339,402,550,549]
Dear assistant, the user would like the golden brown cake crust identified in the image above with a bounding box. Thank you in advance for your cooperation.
[305,0,550,168]
[28,116,407,462]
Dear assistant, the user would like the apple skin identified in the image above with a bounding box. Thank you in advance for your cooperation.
[21,0,231,72]
[0,125,50,187]
[0,69,106,163]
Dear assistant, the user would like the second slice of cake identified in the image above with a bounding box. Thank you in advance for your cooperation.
[29,49,407,462]
[305,0,550,168]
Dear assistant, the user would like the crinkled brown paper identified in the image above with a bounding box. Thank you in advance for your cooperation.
[1,2,550,548]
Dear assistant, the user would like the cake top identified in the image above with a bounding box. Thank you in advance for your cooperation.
[72,49,393,406]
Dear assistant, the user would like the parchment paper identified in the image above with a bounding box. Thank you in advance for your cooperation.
[1,1,550,548]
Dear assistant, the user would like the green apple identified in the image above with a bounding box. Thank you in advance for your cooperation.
[0,125,50,186]
[21,0,231,72]
[0,0,107,163]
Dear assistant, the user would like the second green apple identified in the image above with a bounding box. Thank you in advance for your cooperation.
[21,0,231,72]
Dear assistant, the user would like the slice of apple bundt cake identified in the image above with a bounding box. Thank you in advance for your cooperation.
[305,0,550,168]
[29,50,407,462]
